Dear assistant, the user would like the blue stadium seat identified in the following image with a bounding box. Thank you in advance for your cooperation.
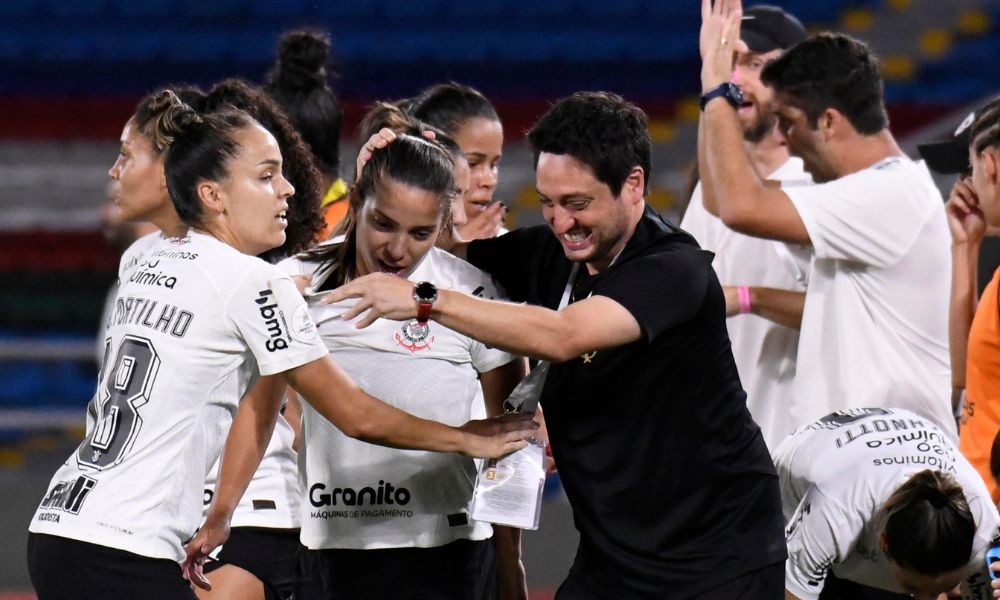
[44,0,108,17]
[95,31,165,62]
[0,0,40,17]
[112,0,175,18]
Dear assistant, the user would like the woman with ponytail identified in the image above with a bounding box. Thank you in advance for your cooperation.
[264,29,347,240]
[26,91,536,600]
[774,407,999,600]
[279,115,530,599]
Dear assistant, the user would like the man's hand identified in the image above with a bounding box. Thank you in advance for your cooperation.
[700,0,746,91]
[945,177,986,245]
[458,413,539,458]
[181,513,231,591]
[324,273,417,327]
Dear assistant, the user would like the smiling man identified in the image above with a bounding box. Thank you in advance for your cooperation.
[698,0,954,439]
[330,91,786,599]
[681,3,811,451]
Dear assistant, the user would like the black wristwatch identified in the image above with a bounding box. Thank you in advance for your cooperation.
[413,281,438,325]
[700,82,744,111]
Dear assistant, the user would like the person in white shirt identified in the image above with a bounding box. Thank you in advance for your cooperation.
[775,408,999,600]
[681,4,811,450]
[698,0,953,434]
[281,125,530,600]
[26,91,536,600]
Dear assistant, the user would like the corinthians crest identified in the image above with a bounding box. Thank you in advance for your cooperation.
[394,319,435,353]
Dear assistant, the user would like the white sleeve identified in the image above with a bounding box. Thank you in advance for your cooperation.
[785,486,860,600]
[468,275,516,373]
[227,264,328,376]
[784,170,932,268]
[678,182,714,249]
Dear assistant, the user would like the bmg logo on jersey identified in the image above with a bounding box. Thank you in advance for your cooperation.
[256,288,291,352]
[39,475,97,515]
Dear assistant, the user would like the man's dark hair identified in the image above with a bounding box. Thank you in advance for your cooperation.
[526,91,650,196]
[761,33,888,135]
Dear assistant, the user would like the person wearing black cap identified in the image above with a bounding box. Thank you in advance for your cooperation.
[926,99,1000,506]
[698,0,954,437]
[681,3,811,452]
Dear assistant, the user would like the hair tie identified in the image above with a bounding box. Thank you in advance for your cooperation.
[927,488,949,509]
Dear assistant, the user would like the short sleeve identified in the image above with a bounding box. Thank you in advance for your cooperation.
[466,275,516,373]
[678,182,716,250]
[593,247,713,342]
[227,265,328,376]
[784,166,935,268]
[784,487,858,600]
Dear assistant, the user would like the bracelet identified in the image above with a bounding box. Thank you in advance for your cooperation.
[737,286,752,314]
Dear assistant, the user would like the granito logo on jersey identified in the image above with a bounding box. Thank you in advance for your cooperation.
[309,480,411,507]
[394,319,435,353]
[39,475,98,515]
[256,289,291,351]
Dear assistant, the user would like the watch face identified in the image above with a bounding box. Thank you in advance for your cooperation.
[414,281,437,302]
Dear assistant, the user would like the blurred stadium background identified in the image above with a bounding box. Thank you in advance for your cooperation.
[2,0,1000,597]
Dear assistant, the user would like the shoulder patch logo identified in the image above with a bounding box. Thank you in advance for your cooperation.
[394,319,435,353]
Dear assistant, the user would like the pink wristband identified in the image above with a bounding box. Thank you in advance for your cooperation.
[737,286,752,314]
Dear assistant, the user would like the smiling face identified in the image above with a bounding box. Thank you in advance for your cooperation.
[204,124,295,256]
[354,176,445,279]
[536,152,640,274]
[452,116,503,214]
[108,118,172,224]
[774,98,837,183]
[732,49,783,142]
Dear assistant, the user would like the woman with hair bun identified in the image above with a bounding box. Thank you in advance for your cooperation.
[26,91,536,600]
[264,29,347,240]
[775,407,1000,600]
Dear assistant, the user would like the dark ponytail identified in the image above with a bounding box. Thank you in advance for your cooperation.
[264,29,342,177]
[407,82,499,138]
[879,469,975,575]
[144,90,254,227]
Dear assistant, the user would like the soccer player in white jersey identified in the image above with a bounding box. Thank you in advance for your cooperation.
[775,408,1000,600]
[26,91,536,600]
[281,122,530,599]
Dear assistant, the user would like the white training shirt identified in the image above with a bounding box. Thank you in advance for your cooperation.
[280,245,515,550]
[681,157,812,451]
[29,230,328,563]
[775,408,999,600]
[785,158,953,434]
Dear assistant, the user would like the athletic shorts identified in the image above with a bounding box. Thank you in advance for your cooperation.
[27,532,197,600]
[313,538,497,600]
[204,526,303,600]
[555,562,784,600]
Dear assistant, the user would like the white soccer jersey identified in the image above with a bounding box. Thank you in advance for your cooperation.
[681,157,812,451]
[30,231,328,563]
[280,245,515,550]
[775,408,1000,600]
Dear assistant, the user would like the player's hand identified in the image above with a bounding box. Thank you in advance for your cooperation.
[700,0,747,90]
[945,176,986,245]
[355,128,397,182]
[323,273,417,327]
[181,514,230,591]
[458,201,506,241]
[458,413,538,458]
[290,274,312,295]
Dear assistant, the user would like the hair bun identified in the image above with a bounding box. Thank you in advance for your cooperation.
[274,30,330,91]
[147,90,203,152]
[926,487,950,509]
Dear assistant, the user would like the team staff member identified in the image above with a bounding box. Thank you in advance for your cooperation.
[698,0,953,434]
[331,92,786,599]
[26,93,536,600]
[681,3,811,450]
[775,408,999,600]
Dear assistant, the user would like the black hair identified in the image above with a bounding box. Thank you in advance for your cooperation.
[203,78,325,261]
[300,134,457,287]
[144,90,255,228]
[761,33,889,135]
[407,82,499,138]
[526,91,651,196]
[264,29,342,178]
[990,427,1000,486]
[878,469,975,575]
[971,96,1000,156]
[133,84,206,153]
